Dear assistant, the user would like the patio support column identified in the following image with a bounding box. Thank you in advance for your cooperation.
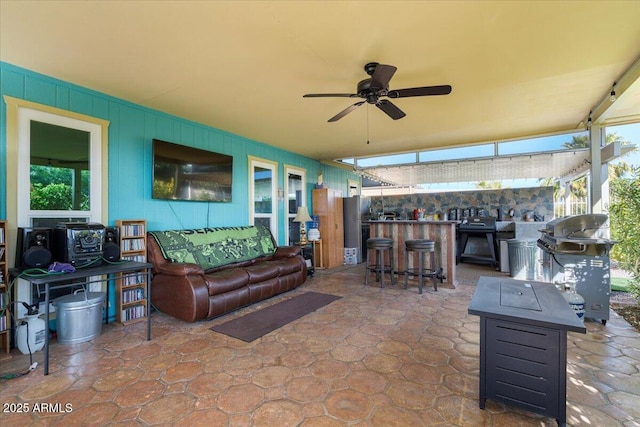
[560,178,571,216]
[589,124,604,214]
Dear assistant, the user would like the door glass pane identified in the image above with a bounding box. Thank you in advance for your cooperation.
[30,121,91,211]
[287,171,303,244]
[254,166,272,214]
[254,217,271,230]
[287,173,302,215]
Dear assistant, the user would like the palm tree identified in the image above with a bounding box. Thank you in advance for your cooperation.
[610,161,633,179]
[563,134,589,149]
[563,132,632,197]
[539,177,560,199]
[476,181,502,189]
[545,132,633,215]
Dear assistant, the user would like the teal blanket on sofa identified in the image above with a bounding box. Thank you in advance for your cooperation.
[149,225,276,271]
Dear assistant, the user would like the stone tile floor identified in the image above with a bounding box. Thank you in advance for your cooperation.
[1,263,639,426]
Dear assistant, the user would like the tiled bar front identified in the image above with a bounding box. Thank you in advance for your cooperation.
[368,220,456,286]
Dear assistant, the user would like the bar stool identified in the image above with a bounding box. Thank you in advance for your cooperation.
[404,239,437,294]
[365,238,395,288]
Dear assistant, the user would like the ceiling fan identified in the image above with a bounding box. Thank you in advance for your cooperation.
[303,62,452,122]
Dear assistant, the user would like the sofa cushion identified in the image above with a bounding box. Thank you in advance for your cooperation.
[244,262,280,284]
[274,258,305,275]
[149,225,276,271]
[205,268,250,296]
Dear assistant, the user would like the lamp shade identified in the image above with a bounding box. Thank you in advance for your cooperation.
[293,206,312,223]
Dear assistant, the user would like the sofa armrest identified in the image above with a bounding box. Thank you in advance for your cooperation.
[151,273,210,322]
[155,262,205,276]
[274,245,302,258]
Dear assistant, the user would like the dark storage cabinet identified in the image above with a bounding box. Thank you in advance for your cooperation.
[468,277,586,427]
[485,319,561,416]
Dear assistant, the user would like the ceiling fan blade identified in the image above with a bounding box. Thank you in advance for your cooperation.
[370,64,397,89]
[376,99,406,120]
[303,93,358,98]
[328,101,365,122]
[387,85,452,98]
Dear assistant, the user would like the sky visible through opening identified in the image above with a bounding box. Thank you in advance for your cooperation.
[352,122,640,191]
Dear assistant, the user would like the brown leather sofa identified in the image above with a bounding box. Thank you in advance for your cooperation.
[147,226,307,322]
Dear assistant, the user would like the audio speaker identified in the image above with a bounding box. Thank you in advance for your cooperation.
[16,227,53,269]
[103,226,120,261]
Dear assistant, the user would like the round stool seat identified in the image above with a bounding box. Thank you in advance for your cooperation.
[404,239,437,294]
[364,238,395,288]
[405,239,435,251]
[367,238,393,249]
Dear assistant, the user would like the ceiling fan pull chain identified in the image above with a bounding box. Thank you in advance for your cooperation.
[366,105,370,144]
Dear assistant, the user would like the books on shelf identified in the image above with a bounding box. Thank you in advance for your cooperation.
[115,220,147,324]
[121,223,145,237]
[122,238,145,252]
[0,290,7,331]
[121,305,146,322]
[122,288,145,304]
[123,273,145,287]
[122,254,146,263]
[0,227,4,243]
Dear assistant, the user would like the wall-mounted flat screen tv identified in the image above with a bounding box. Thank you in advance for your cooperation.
[152,139,233,202]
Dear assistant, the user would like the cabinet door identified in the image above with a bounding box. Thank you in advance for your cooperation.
[330,190,344,267]
[485,318,561,418]
[315,189,344,268]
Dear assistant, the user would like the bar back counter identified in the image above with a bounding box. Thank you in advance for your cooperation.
[367,220,456,285]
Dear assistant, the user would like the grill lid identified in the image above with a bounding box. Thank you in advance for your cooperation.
[542,214,609,239]
[538,214,616,255]
[459,216,496,232]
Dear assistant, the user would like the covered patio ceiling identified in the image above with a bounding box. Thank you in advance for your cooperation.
[1,1,639,168]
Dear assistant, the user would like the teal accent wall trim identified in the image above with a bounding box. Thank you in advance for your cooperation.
[1,62,359,241]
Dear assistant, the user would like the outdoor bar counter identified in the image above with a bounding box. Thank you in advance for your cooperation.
[367,220,456,285]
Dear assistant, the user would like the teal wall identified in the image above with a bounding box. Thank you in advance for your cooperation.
[0,62,358,243]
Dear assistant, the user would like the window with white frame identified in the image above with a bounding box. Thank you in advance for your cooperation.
[248,156,278,236]
[9,101,107,228]
[284,165,306,245]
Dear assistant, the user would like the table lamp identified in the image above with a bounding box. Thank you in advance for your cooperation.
[293,206,313,245]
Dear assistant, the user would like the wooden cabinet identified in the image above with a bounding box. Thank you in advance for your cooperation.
[115,220,148,325]
[312,188,344,269]
[0,220,10,353]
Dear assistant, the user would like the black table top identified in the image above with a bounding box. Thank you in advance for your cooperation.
[468,276,587,333]
[10,261,153,285]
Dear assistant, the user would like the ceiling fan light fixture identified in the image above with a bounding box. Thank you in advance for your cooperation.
[303,62,451,122]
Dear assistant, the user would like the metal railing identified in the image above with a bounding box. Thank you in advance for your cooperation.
[554,198,588,217]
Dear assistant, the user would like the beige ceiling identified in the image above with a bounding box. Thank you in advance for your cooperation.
[2,1,640,182]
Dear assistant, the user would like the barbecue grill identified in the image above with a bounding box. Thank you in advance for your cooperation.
[457,216,498,267]
[537,214,616,324]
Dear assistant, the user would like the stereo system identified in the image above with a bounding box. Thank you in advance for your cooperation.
[103,226,121,262]
[15,227,53,269]
[16,222,122,269]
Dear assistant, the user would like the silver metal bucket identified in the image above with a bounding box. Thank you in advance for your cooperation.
[53,290,105,344]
